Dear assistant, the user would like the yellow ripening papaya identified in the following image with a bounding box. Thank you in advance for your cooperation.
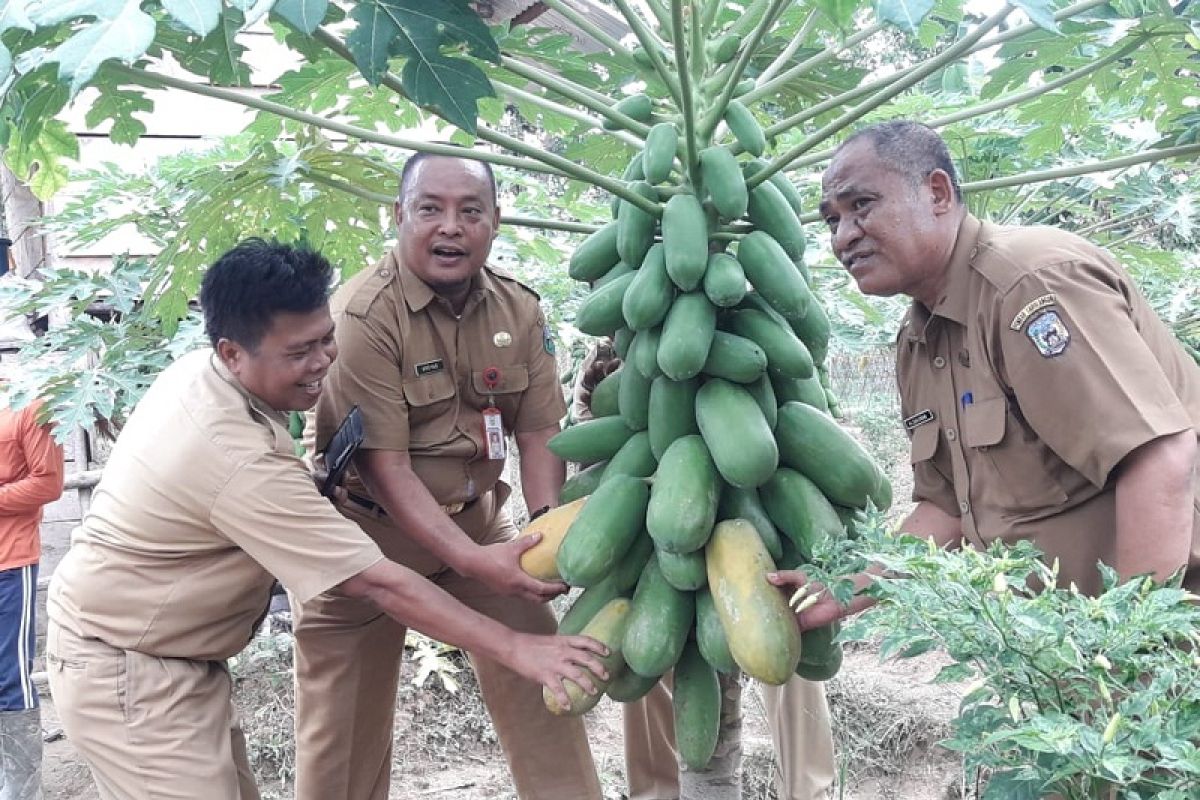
[544,597,632,715]
[516,497,588,580]
[705,518,801,684]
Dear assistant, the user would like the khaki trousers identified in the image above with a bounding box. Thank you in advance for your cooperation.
[623,675,835,800]
[291,492,600,800]
[44,621,259,800]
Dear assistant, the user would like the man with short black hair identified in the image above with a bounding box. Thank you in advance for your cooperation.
[774,120,1200,625]
[45,239,607,800]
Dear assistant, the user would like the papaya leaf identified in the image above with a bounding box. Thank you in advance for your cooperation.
[229,0,275,27]
[272,0,328,33]
[345,0,393,85]
[5,117,78,199]
[347,0,498,86]
[25,0,113,26]
[165,8,251,86]
[0,0,34,32]
[161,0,221,37]
[399,52,493,135]
[873,0,935,34]
[814,0,862,29]
[30,0,155,94]
[1010,0,1060,34]
[266,55,355,115]
[83,71,152,145]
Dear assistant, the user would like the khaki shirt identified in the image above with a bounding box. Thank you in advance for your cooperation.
[898,214,1200,595]
[313,245,567,508]
[48,350,384,661]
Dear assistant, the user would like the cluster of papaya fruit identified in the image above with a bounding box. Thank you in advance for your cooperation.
[515,22,892,771]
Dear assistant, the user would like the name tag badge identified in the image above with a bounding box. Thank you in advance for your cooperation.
[482,406,507,460]
[415,359,444,377]
[904,409,936,431]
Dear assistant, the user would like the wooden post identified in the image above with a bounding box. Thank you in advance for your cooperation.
[0,165,49,278]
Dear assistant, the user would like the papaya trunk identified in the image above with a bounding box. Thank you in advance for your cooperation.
[679,672,743,800]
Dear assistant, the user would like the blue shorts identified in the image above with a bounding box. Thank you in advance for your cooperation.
[0,563,38,711]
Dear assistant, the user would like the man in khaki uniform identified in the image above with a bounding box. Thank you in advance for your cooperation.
[775,120,1199,627]
[569,343,835,800]
[45,240,607,800]
[293,153,602,800]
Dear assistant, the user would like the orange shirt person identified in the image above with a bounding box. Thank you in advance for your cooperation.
[0,388,65,800]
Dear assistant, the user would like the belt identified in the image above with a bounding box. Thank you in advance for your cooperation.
[345,492,474,518]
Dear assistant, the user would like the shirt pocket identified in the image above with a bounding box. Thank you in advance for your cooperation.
[401,371,457,443]
[470,364,530,425]
[963,396,1068,513]
[909,422,939,465]
[0,429,20,484]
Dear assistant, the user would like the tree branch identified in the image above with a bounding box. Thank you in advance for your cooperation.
[793,144,1200,224]
[499,55,651,137]
[750,5,1014,187]
[753,8,821,87]
[674,0,701,184]
[538,0,634,58]
[743,21,885,109]
[961,144,1200,193]
[700,0,790,139]
[310,30,660,213]
[610,0,684,104]
[762,0,1114,140]
[106,64,567,178]
[303,170,601,234]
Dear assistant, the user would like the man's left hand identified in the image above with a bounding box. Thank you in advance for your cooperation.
[464,533,570,604]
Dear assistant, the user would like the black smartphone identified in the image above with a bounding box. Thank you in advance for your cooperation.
[319,406,364,498]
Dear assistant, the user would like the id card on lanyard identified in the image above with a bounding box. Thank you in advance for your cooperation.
[481,366,507,460]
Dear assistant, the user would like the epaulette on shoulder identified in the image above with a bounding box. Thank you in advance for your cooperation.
[485,264,541,301]
[341,263,398,317]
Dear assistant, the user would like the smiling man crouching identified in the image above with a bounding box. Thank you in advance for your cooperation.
[44,239,607,800]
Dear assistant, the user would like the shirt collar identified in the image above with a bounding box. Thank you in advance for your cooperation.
[208,351,289,429]
[395,242,497,315]
[903,213,983,340]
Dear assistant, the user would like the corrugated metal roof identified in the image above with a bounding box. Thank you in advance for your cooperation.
[474,0,631,53]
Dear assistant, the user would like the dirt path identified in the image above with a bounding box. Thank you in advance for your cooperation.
[38,643,965,800]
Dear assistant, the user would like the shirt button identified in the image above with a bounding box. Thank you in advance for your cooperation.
[945,428,957,441]
[378,269,391,278]
[933,356,947,368]
[959,500,970,514]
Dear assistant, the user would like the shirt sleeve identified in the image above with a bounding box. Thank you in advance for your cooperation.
[995,257,1192,487]
[0,401,65,515]
[210,453,384,604]
[319,311,411,452]
[512,304,568,433]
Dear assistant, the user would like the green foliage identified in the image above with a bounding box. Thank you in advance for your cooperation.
[344,0,497,131]
[805,517,1200,799]
[0,259,206,439]
[26,0,156,94]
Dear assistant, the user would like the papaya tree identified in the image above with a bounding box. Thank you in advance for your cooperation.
[1,0,1198,794]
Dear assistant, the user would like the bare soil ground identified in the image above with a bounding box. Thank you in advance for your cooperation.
[39,637,968,800]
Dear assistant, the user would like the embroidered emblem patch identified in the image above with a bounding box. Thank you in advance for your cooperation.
[1009,293,1057,331]
[903,409,936,431]
[1026,310,1070,357]
[415,359,445,377]
[543,325,555,355]
[493,331,512,348]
